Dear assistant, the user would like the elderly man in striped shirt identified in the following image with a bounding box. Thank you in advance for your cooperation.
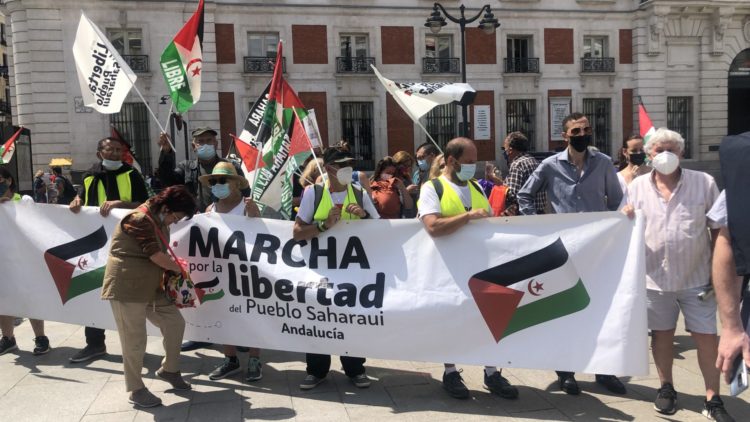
[624,128,733,422]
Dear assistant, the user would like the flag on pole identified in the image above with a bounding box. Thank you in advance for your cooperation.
[0,127,22,165]
[110,125,142,172]
[371,65,476,121]
[72,13,137,114]
[468,238,590,342]
[160,0,204,113]
[638,99,656,143]
[301,109,323,148]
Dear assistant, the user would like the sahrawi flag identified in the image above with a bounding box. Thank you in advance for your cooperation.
[0,127,22,165]
[160,0,204,113]
[72,13,137,114]
[372,65,476,122]
[468,238,590,342]
[638,100,656,143]
[43,226,109,304]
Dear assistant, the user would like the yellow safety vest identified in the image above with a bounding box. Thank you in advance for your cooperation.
[12,193,21,202]
[428,175,490,218]
[312,182,363,222]
[83,171,133,206]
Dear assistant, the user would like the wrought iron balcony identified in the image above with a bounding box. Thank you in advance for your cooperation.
[422,57,460,74]
[581,57,615,73]
[0,100,11,114]
[0,66,8,78]
[121,55,149,73]
[504,57,540,73]
[336,57,375,73]
[243,56,286,73]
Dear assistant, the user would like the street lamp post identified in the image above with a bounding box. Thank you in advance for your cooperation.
[425,3,500,137]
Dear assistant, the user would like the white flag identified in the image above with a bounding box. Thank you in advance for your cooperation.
[372,65,475,121]
[302,109,323,148]
[72,13,137,114]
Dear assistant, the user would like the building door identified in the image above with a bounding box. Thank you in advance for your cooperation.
[728,48,750,136]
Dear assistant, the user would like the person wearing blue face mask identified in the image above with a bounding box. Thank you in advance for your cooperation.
[67,137,151,364]
[414,142,440,187]
[157,127,249,214]
[418,138,519,401]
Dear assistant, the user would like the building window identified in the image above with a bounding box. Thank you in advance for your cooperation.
[582,98,612,155]
[667,97,693,159]
[248,33,279,57]
[110,103,151,174]
[340,102,374,170]
[506,99,536,149]
[107,28,143,55]
[424,104,457,149]
[337,34,373,73]
[423,34,458,73]
[505,36,538,73]
[583,36,608,58]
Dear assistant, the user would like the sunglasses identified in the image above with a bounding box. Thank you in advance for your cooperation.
[207,177,227,186]
[568,126,593,136]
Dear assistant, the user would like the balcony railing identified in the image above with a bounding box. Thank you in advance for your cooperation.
[422,57,460,74]
[243,56,286,73]
[0,66,8,78]
[336,56,375,73]
[0,101,10,114]
[581,57,615,73]
[504,57,540,73]
[121,55,149,73]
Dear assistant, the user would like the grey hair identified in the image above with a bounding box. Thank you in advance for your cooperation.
[645,128,685,155]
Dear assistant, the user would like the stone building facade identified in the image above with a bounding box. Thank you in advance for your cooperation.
[1,0,749,178]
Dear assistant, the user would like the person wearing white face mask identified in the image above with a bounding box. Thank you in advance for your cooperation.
[623,128,733,421]
[157,127,250,213]
[418,137,519,401]
[67,137,151,364]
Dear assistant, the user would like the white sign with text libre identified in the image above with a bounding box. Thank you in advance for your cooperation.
[0,204,648,375]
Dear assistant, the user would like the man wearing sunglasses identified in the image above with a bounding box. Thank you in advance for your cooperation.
[517,112,624,396]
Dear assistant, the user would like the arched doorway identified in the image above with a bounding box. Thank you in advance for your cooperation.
[728,49,750,135]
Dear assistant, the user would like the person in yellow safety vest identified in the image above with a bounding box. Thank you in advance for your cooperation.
[0,166,50,357]
[67,137,150,365]
[69,137,150,218]
[292,146,380,391]
[417,137,520,401]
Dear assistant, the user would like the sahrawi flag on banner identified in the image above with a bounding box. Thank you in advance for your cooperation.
[232,41,312,219]
[160,0,204,113]
[638,99,656,143]
[468,238,590,342]
[72,13,137,113]
[0,127,22,165]
[371,65,476,121]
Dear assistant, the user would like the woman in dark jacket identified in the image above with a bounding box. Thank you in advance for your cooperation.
[101,185,197,408]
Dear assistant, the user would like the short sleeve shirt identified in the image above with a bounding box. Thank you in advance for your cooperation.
[706,190,727,227]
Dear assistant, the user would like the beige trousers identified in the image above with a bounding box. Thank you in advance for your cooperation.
[110,296,185,392]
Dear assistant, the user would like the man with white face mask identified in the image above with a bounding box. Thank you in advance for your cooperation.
[292,146,379,390]
[623,128,733,421]
[68,136,150,364]
[418,137,519,400]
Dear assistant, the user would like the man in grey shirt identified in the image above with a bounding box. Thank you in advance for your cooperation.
[517,112,624,396]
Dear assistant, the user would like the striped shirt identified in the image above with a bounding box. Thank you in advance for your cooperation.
[627,169,720,292]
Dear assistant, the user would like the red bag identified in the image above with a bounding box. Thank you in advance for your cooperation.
[370,179,402,219]
[488,185,508,217]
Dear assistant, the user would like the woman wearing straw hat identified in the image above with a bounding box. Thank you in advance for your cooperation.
[198,162,265,382]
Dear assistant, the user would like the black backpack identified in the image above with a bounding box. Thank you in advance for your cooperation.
[56,175,77,204]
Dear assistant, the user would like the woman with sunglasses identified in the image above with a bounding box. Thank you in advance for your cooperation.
[198,162,265,383]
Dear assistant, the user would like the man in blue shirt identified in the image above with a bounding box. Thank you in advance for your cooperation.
[517,112,625,396]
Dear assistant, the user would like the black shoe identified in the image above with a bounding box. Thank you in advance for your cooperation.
[558,374,580,395]
[442,370,470,399]
[595,374,626,394]
[69,345,106,363]
[180,341,212,352]
[208,357,241,380]
[484,371,518,399]
[654,383,677,415]
[702,395,735,422]
[0,336,18,355]
[33,336,50,355]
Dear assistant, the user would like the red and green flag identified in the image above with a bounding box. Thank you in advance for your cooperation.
[638,99,656,143]
[43,226,109,304]
[0,127,23,165]
[160,0,204,113]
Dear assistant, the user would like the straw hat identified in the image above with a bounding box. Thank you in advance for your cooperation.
[198,161,249,189]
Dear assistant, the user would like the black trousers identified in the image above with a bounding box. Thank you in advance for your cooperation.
[306,353,365,378]
[556,371,613,378]
[85,326,106,347]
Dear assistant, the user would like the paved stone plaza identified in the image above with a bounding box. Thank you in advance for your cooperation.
[1,319,748,421]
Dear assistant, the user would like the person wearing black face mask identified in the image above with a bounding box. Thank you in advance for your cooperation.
[617,134,651,206]
[517,112,625,396]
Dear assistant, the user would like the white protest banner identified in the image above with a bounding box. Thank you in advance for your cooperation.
[0,203,648,375]
[72,13,137,114]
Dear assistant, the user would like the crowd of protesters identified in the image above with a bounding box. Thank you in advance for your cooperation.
[1,112,748,421]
